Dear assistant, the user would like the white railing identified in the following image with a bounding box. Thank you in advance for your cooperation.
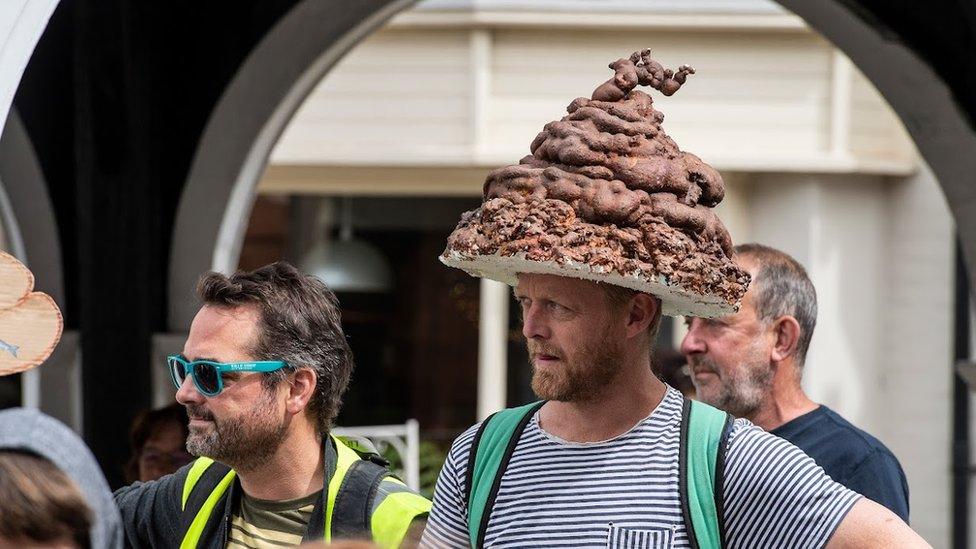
[333,419,421,490]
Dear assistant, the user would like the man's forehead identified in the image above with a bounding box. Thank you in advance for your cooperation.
[184,304,260,359]
[733,253,760,277]
[719,285,759,324]
[192,304,259,328]
[514,273,601,296]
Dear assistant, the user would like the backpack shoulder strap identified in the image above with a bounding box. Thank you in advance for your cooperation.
[465,401,545,549]
[179,457,237,549]
[679,399,734,549]
[322,434,370,542]
[331,458,389,541]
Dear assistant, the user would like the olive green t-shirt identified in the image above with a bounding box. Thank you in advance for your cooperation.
[227,491,318,548]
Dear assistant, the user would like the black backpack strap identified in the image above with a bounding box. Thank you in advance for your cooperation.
[678,399,698,549]
[713,413,735,545]
[330,459,389,540]
[303,489,328,542]
[463,411,497,508]
[303,439,339,541]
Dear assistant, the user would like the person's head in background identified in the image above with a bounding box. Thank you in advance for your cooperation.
[125,403,192,483]
[0,451,92,549]
[651,348,696,399]
[681,243,816,419]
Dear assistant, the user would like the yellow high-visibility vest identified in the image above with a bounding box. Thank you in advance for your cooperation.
[178,435,430,548]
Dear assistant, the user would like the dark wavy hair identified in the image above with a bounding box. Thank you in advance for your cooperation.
[196,261,354,434]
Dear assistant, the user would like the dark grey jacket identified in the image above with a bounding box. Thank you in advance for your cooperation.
[113,437,419,548]
[114,461,203,548]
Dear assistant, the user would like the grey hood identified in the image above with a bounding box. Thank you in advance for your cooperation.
[0,407,123,549]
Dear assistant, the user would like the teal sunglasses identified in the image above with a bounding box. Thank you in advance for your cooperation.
[167,355,289,397]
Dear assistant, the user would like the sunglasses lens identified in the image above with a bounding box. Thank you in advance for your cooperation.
[195,363,220,395]
[168,358,186,388]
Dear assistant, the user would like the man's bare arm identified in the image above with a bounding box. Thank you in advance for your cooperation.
[826,498,930,548]
[401,517,427,548]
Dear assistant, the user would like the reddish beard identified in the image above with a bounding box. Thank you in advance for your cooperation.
[528,334,623,402]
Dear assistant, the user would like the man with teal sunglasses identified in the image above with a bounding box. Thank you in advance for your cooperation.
[166,355,290,397]
[115,262,430,548]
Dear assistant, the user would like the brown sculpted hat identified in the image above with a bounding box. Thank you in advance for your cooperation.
[441,49,750,317]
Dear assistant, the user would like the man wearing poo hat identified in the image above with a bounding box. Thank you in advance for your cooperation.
[424,50,928,548]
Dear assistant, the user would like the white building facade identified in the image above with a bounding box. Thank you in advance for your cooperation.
[263,0,953,544]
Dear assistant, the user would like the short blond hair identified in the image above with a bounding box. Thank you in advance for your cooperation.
[598,283,663,341]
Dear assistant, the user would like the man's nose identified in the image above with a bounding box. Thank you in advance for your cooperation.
[175,375,203,405]
[521,304,550,340]
[680,321,705,356]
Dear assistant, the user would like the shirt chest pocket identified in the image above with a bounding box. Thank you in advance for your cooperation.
[606,524,674,549]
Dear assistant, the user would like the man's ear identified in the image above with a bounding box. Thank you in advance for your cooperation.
[626,294,659,339]
[770,316,801,363]
[284,368,317,415]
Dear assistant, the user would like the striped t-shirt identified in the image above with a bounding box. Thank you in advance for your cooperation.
[229,491,316,548]
[422,387,860,548]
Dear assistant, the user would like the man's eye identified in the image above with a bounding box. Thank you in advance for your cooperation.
[547,301,569,313]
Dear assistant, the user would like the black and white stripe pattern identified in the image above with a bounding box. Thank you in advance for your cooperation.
[422,387,860,548]
[607,523,675,548]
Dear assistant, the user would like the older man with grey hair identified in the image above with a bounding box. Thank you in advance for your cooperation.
[681,243,910,522]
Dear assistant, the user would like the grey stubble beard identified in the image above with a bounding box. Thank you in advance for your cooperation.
[185,389,288,472]
[692,343,772,418]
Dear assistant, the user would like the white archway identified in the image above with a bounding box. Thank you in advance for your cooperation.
[168,0,976,329]
[167,0,418,331]
[777,0,976,292]
[0,109,79,431]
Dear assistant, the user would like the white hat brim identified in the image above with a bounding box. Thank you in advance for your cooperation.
[440,250,737,318]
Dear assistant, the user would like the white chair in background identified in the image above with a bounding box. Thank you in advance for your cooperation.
[333,419,420,491]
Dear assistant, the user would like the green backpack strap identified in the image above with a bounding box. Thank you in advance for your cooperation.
[465,401,545,548]
[679,399,735,549]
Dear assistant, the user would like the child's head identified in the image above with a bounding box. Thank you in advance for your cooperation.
[0,450,93,549]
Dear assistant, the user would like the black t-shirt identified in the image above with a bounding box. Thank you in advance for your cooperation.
[771,405,910,522]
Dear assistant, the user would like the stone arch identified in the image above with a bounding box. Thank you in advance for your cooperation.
[777,0,976,289]
[0,109,64,306]
[0,108,78,426]
[169,0,976,332]
[167,0,417,331]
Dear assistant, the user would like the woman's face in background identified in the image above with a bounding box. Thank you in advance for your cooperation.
[138,420,191,481]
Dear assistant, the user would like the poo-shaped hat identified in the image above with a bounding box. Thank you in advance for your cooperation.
[0,251,62,375]
[441,49,750,317]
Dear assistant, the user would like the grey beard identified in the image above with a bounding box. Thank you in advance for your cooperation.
[186,401,288,471]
